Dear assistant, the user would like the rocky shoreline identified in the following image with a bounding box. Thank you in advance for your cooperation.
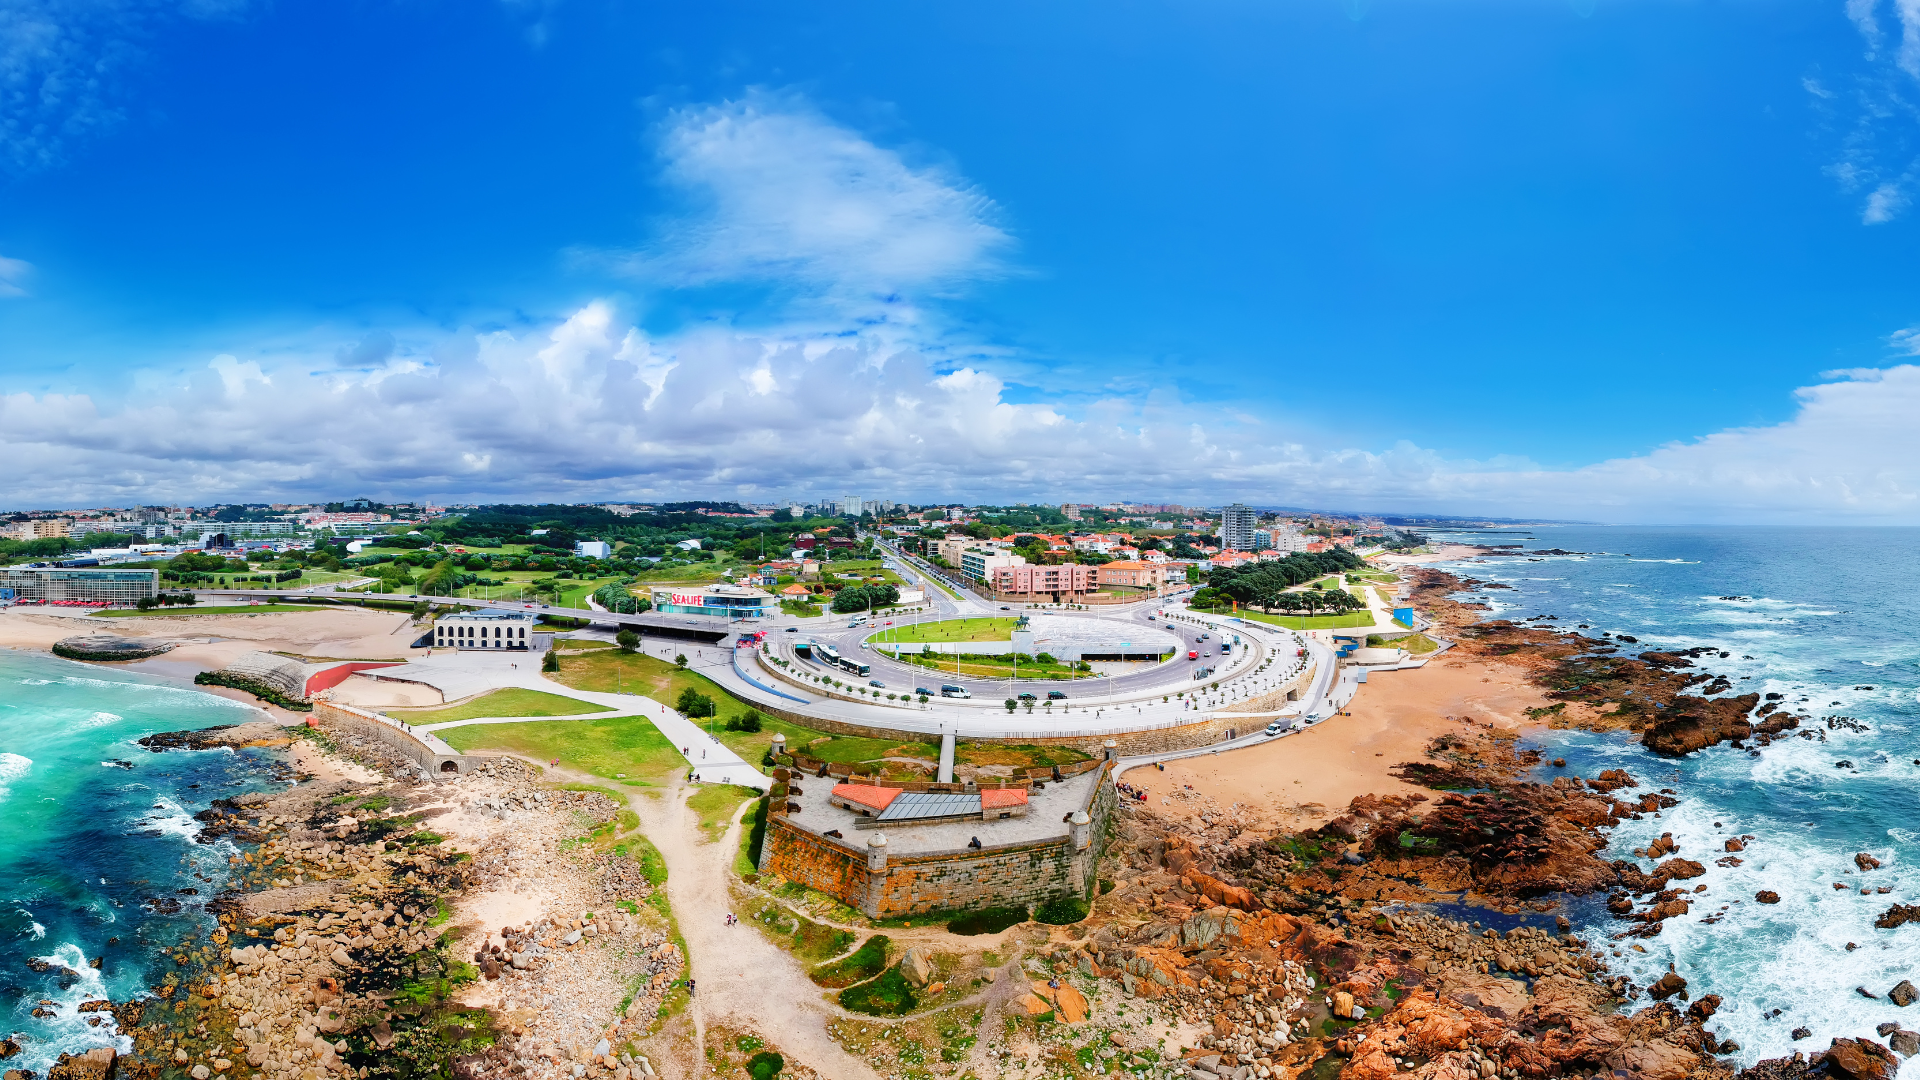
[6,722,686,1080]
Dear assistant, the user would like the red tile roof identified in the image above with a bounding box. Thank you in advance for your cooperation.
[980,788,1030,810]
[831,783,900,812]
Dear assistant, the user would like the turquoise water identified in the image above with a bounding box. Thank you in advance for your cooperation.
[0,649,283,1071]
[1428,525,1920,1062]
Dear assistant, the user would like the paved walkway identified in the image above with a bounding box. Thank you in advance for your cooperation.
[384,652,768,791]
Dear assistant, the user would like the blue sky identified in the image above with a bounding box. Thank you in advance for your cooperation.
[4,0,1920,520]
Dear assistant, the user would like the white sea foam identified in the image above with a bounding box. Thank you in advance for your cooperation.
[0,752,30,801]
[142,797,202,842]
[14,941,131,1072]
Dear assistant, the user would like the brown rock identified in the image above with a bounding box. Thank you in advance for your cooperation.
[1725,838,1745,852]
[1893,980,1918,1007]
[1655,858,1705,881]
[1687,994,1722,1021]
[1859,853,1885,872]
[1647,970,1687,1000]
[1756,890,1781,904]
[1822,1037,1901,1080]
[1608,1041,1700,1080]
[46,1048,116,1080]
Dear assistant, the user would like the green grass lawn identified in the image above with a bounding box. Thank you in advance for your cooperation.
[687,784,759,844]
[1236,610,1377,629]
[392,687,611,724]
[93,604,321,617]
[441,712,683,783]
[873,617,1021,643]
[896,653,1090,680]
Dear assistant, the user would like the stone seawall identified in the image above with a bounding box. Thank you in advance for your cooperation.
[312,701,476,777]
[763,761,1116,918]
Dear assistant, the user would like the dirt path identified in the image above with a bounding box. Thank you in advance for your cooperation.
[508,755,882,1079]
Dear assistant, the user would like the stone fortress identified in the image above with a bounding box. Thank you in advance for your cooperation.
[759,736,1119,919]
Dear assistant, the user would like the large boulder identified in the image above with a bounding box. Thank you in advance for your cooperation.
[1895,980,1919,1007]
[1822,1038,1901,1080]
[900,946,933,988]
[1646,970,1687,1001]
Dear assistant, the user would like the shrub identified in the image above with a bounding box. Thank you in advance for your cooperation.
[1033,896,1089,925]
[746,1051,785,1080]
[723,710,764,733]
[541,649,559,672]
[674,687,716,718]
[946,906,1028,935]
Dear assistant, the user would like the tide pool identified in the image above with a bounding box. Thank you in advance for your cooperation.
[0,649,286,1071]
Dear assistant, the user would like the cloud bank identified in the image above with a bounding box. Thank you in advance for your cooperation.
[4,309,1920,523]
[5,93,1918,523]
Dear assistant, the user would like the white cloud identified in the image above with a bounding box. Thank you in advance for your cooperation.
[617,92,1012,304]
[4,307,1920,523]
[0,254,28,296]
[1864,180,1908,222]
[1849,0,1884,52]
[0,1,251,172]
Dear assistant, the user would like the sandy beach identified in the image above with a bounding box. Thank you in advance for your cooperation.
[0,605,427,672]
[1122,648,1552,829]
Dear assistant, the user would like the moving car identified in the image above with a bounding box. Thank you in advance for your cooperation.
[1187,650,1198,661]
[1264,721,1287,737]
[869,679,886,688]
[784,626,797,632]
[915,687,935,697]
[1046,690,1067,700]
[940,684,971,699]
[1017,692,1038,702]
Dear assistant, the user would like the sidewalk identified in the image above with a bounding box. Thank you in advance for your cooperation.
[386,652,769,791]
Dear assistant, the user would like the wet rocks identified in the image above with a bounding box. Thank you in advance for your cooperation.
[1646,969,1687,1001]
[1726,838,1746,852]
[1654,858,1704,881]
[137,723,292,752]
[1641,693,1761,757]
[1860,853,1885,871]
[1894,980,1918,1007]
[1820,1037,1901,1080]
[1757,891,1782,904]
[1876,904,1920,930]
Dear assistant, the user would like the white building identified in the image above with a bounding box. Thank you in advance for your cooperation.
[1220,503,1257,551]
[432,609,538,651]
[574,541,611,558]
[842,495,864,516]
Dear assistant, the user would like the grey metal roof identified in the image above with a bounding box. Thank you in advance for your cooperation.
[875,791,983,822]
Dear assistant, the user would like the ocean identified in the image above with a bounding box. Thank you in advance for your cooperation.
[0,649,282,1072]
[1427,525,1920,1064]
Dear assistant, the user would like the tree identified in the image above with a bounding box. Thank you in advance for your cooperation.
[541,648,559,672]
[615,629,639,653]
[674,687,716,718]
[674,653,688,669]
[724,710,764,733]
[1004,698,1018,713]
